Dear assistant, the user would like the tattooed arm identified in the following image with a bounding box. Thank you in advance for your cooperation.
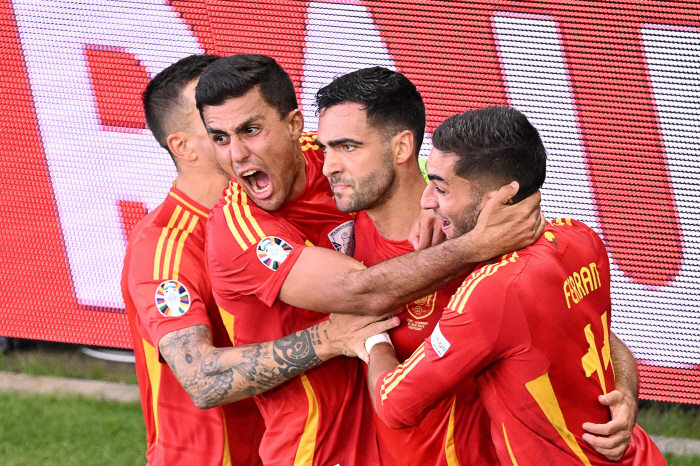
[159,313,399,409]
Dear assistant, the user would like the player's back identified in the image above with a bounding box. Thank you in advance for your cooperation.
[470,219,664,465]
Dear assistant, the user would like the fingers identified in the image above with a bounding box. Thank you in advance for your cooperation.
[582,431,628,461]
[582,417,626,436]
[491,181,519,206]
[407,219,421,250]
[598,390,624,407]
[359,317,400,338]
[356,345,370,364]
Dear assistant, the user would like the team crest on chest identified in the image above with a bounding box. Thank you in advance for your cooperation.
[406,292,436,320]
[155,280,190,317]
[257,236,293,270]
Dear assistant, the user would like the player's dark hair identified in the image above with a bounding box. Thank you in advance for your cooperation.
[143,54,219,158]
[315,66,425,157]
[195,54,298,119]
[432,106,546,203]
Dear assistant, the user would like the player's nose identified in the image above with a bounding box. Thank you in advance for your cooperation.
[322,148,342,178]
[421,182,438,210]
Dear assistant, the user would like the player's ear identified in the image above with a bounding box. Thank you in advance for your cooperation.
[393,130,415,164]
[286,108,304,140]
[167,131,197,164]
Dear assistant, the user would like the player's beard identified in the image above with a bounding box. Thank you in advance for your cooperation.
[449,195,483,239]
[331,147,397,213]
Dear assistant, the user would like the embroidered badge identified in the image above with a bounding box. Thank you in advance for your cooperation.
[328,220,355,256]
[155,280,190,317]
[257,236,293,270]
[431,323,451,357]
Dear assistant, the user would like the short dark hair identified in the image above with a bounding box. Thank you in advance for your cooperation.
[432,106,546,203]
[143,54,219,157]
[315,67,425,156]
[195,54,298,119]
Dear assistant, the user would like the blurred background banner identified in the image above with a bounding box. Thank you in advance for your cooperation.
[0,0,698,403]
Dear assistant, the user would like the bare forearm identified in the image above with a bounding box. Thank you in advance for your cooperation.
[367,343,401,411]
[611,332,639,416]
[160,324,334,409]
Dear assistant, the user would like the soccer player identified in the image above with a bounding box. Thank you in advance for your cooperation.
[367,106,666,465]
[196,54,544,465]
[123,54,399,466]
[316,66,642,466]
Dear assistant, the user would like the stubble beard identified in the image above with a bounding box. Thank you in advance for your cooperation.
[333,148,396,213]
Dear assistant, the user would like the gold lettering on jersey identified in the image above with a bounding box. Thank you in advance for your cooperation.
[407,319,428,331]
[406,292,436,320]
[563,262,601,309]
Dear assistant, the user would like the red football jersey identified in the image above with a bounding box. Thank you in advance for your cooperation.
[374,219,665,466]
[207,133,380,466]
[122,186,264,466]
[354,211,498,466]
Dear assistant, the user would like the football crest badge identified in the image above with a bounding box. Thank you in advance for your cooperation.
[257,236,293,270]
[406,292,436,320]
[328,220,355,256]
[155,280,190,317]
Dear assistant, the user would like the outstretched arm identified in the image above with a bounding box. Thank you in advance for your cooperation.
[160,314,399,409]
[281,183,545,315]
[582,332,639,461]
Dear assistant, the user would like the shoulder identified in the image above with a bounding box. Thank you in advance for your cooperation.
[300,131,323,165]
[209,182,277,252]
[446,252,527,315]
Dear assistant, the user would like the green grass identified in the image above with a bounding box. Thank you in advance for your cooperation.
[0,391,145,465]
[667,455,700,466]
[638,401,700,441]
[0,342,137,385]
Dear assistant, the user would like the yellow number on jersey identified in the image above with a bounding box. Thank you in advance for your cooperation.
[580,311,612,395]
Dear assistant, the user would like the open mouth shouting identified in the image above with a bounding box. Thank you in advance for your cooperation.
[239,169,273,199]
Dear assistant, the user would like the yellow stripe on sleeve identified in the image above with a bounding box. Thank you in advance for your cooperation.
[445,396,460,466]
[238,188,266,239]
[503,424,519,466]
[294,374,319,466]
[381,346,426,402]
[230,184,259,243]
[223,194,249,251]
[153,206,183,280]
[143,339,162,444]
[380,345,425,389]
[162,210,191,279]
[169,191,208,218]
[525,373,592,465]
[172,215,199,281]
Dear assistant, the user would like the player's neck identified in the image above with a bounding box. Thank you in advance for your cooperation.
[365,165,426,242]
[285,144,309,205]
[175,167,229,210]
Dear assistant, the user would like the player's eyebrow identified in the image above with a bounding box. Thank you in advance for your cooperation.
[233,115,263,134]
[427,174,446,183]
[324,137,363,148]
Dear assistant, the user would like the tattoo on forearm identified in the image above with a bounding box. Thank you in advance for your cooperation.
[272,326,322,378]
[159,324,326,409]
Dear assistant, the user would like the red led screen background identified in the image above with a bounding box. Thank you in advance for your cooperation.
[0,0,698,404]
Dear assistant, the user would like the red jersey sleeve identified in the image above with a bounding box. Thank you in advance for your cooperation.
[207,185,307,307]
[127,227,212,358]
[374,253,526,429]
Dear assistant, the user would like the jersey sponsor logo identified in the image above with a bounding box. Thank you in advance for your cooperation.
[154,280,190,317]
[257,236,293,270]
[430,323,451,357]
[328,220,355,256]
[563,262,601,309]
